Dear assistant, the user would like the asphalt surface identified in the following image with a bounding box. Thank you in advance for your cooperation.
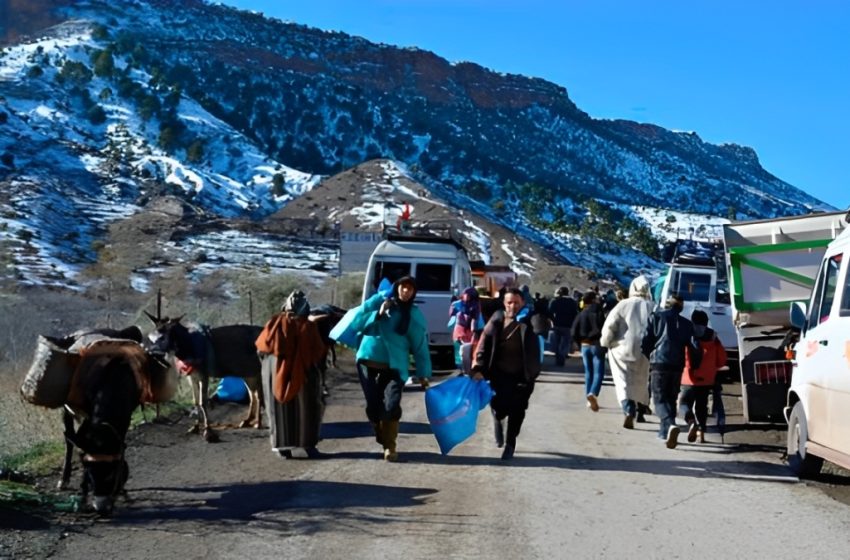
[3,352,850,559]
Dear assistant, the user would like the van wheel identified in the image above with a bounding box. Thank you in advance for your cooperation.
[787,401,823,479]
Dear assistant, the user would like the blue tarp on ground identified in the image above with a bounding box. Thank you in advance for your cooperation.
[213,376,249,403]
[425,375,494,455]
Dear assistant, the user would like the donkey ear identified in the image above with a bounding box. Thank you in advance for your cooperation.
[174,314,185,324]
[144,311,159,324]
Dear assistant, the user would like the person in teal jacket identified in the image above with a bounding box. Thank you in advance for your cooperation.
[349,275,432,461]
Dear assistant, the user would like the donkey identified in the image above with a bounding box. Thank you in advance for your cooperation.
[308,304,347,368]
[144,313,262,442]
[60,341,169,515]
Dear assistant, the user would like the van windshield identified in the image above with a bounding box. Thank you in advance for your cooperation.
[371,261,412,292]
[670,270,711,302]
[416,263,453,292]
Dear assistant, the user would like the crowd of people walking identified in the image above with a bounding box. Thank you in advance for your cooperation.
[467,276,728,454]
[254,272,728,464]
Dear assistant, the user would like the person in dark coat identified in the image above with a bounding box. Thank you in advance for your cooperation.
[472,288,541,460]
[571,291,606,411]
[548,286,578,367]
[641,293,702,449]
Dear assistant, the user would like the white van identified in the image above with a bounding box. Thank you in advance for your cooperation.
[657,240,738,364]
[363,235,472,372]
[787,223,850,477]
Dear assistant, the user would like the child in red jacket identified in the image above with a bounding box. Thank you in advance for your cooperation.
[679,310,727,443]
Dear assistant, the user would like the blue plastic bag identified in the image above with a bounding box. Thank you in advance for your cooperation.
[329,278,395,350]
[213,377,248,403]
[377,277,393,298]
[425,376,494,455]
[329,306,362,350]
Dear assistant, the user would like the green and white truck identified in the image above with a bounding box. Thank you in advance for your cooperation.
[722,211,848,423]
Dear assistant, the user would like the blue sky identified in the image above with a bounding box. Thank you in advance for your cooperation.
[221,0,849,210]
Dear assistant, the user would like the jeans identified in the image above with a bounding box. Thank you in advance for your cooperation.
[621,399,636,417]
[357,363,404,422]
[650,367,681,437]
[580,343,605,397]
[550,327,572,366]
[712,381,726,425]
[679,385,710,431]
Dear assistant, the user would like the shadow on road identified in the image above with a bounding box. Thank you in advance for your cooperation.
[378,450,799,482]
[320,421,431,439]
[0,505,52,530]
[120,480,437,524]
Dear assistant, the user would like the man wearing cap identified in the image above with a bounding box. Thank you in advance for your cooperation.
[641,293,702,449]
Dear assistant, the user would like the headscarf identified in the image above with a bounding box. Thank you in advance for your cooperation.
[456,287,480,329]
[390,276,417,335]
[282,290,310,316]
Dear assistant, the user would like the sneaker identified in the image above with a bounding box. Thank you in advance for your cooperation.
[687,423,698,443]
[586,394,599,412]
[623,415,635,429]
[666,426,680,449]
[501,442,515,461]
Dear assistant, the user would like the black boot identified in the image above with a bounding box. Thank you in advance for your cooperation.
[501,416,521,460]
[371,421,384,445]
[492,410,505,448]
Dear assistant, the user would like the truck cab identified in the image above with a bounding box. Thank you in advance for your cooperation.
[786,222,850,477]
[363,234,472,373]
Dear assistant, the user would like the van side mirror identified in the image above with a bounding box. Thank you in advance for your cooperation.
[790,301,808,331]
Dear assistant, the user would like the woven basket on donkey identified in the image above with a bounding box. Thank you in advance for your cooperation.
[20,335,78,408]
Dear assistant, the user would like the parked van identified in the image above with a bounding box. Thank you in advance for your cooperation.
[657,237,738,364]
[363,234,472,372]
[787,220,850,477]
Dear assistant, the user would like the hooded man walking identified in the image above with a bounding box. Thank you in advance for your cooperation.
[600,276,655,429]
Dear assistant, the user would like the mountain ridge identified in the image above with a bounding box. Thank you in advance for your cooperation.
[0,0,833,292]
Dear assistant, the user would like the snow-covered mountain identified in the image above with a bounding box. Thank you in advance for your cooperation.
[0,0,834,291]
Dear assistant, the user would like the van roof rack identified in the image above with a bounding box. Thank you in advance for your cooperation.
[382,220,466,250]
[660,225,725,266]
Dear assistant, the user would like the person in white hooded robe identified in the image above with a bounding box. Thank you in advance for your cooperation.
[600,275,655,429]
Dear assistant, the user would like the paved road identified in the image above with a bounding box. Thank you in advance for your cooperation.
[15,355,850,559]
